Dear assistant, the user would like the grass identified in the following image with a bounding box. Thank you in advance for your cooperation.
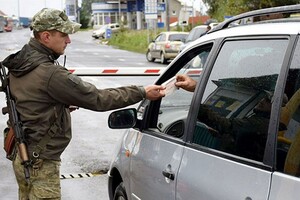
[106,25,192,54]
[107,29,158,54]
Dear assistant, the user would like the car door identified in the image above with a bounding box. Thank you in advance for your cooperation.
[176,37,291,199]
[152,33,166,58]
[268,36,300,200]
[128,44,213,200]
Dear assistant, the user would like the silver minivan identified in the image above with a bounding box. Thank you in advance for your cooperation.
[107,5,300,200]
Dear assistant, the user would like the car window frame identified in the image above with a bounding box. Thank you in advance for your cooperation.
[185,35,295,170]
[264,34,298,167]
[134,41,215,142]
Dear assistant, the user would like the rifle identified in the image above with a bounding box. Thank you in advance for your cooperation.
[0,63,30,182]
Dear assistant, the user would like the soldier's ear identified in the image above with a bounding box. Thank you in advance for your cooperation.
[39,31,54,44]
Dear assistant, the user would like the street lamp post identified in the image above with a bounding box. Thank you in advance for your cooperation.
[17,0,20,27]
[166,0,170,31]
[118,0,121,24]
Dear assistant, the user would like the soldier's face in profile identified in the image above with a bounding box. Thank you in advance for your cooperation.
[47,31,71,55]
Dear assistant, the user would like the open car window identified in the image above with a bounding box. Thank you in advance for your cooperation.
[156,45,213,138]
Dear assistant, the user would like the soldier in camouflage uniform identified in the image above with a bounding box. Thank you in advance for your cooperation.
[2,8,165,200]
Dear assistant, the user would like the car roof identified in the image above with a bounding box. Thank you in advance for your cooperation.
[205,22,300,40]
[193,25,208,29]
[180,5,300,51]
[161,31,189,34]
[181,22,299,51]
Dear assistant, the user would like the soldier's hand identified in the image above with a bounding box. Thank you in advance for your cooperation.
[144,85,165,100]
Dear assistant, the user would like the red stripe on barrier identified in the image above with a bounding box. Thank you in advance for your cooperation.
[144,69,160,73]
[187,70,202,75]
[102,69,118,73]
[69,69,75,73]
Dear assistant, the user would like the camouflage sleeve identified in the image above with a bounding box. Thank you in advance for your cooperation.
[47,67,145,111]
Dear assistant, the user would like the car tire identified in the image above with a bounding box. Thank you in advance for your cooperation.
[160,52,167,64]
[146,50,155,62]
[113,182,128,200]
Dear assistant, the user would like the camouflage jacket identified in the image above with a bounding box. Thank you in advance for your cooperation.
[2,38,145,161]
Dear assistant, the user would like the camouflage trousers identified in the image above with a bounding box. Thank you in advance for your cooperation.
[13,154,61,200]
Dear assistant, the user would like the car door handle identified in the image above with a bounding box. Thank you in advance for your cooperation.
[162,170,175,180]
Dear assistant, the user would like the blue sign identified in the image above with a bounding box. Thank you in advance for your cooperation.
[105,28,112,39]
[158,3,165,11]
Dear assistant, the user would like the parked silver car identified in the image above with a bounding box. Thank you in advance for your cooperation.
[108,5,300,200]
[146,31,188,64]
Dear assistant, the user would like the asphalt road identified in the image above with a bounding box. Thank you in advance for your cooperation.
[0,28,160,199]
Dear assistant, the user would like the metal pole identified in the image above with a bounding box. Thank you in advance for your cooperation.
[192,0,194,28]
[119,0,121,24]
[166,0,170,31]
[17,0,20,27]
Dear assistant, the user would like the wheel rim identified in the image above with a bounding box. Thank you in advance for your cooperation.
[147,51,152,61]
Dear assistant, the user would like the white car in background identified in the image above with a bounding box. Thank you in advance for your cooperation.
[92,23,120,39]
[146,31,188,64]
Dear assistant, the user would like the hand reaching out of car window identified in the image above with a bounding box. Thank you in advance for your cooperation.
[175,74,197,92]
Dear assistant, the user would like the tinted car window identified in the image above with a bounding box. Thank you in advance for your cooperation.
[192,39,288,162]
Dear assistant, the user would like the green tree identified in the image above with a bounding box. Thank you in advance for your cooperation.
[204,0,300,22]
[79,0,103,28]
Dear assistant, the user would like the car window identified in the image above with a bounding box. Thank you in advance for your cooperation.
[154,34,161,42]
[155,45,213,138]
[192,39,288,162]
[186,27,207,42]
[280,38,300,177]
[169,34,187,42]
[157,34,166,42]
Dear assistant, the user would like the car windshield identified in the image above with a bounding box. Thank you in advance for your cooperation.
[169,34,187,41]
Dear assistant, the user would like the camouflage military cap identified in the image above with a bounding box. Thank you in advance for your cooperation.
[30,8,81,34]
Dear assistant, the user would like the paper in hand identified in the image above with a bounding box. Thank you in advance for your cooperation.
[162,76,178,96]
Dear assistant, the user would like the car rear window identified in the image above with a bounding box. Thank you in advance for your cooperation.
[169,34,187,41]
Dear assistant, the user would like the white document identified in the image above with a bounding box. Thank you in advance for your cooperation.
[162,76,178,96]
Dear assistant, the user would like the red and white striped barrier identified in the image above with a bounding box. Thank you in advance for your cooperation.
[68,67,165,76]
[67,67,202,76]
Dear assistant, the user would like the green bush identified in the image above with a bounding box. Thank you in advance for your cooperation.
[108,29,158,54]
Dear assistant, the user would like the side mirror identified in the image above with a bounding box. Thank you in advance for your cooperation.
[108,108,137,129]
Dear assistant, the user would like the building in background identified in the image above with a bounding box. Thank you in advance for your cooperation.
[66,0,79,22]
[91,0,210,30]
